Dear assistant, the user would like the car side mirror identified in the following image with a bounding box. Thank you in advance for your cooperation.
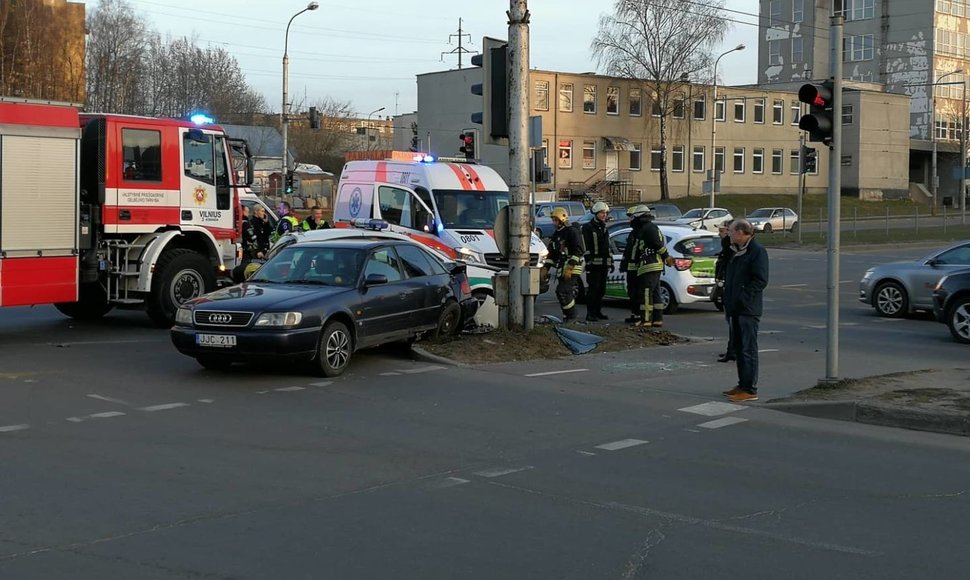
[364,273,388,286]
[927,258,941,267]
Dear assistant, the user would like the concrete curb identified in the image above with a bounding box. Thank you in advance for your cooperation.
[766,399,970,437]
[410,344,464,367]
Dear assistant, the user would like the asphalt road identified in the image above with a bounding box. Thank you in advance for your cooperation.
[1,243,969,579]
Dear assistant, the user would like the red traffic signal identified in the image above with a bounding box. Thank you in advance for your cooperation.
[798,81,835,145]
[459,132,476,160]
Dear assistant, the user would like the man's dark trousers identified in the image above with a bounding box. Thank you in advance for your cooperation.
[626,271,640,318]
[730,314,760,392]
[586,265,608,316]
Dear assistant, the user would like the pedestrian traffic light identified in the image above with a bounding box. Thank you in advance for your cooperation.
[800,145,818,174]
[284,170,295,194]
[471,36,509,143]
[459,131,476,160]
[308,106,320,130]
[798,80,835,145]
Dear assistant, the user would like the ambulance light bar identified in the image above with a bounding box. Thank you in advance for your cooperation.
[351,218,390,231]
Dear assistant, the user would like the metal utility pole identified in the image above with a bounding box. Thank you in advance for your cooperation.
[708,44,745,208]
[441,18,475,69]
[963,80,968,225]
[798,133,805,245]
[507,0,531,330]
[281,2,319,194]
[825,15,844,381]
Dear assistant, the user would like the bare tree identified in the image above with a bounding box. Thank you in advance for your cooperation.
[592,0,729,200]
[1,0,85,102]
[85,0,149,113]
[287,97,358,173]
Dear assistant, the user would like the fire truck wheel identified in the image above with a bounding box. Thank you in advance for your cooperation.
[147,249,216,327]
[54,283,113,321]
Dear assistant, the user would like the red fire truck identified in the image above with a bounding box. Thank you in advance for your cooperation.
[0,97,253,325]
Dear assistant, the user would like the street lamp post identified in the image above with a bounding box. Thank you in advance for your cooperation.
[281,2,319,194]
[365,107,386,151]
[931,69,963,214]
[709,44,745,209]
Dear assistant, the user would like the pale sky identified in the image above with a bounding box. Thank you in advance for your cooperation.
[83,0,761,118]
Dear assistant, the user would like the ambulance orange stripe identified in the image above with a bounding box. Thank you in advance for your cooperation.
[461,164,487,191]
[375,161,388,183]
[445,163,473,190]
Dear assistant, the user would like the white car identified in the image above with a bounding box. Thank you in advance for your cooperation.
[674,207,734,232]
[746,207,798,233]
[578,223,721,313]
[269,221,500,329]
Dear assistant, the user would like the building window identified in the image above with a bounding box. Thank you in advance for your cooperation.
[842,104,854,125]
[559,83,573,112]
[848,0,875,20]
[753,98,765,123]
[792,37,804,63]
[844,34,874,62]
[715,98,726,121]
[673,97,685,119]
[714,146,725,173]
[793,0,804,22]
[769,0,781,25]
[629,88,642,116]
[631,143,642,171]
[584,84,596,113]
[558,139,572,169]
[534,80,549,111]
[791,102,801,125]
[772,149,783,174]
[937,0,967,17]
[651,146,663,171]
[733,147,745,173]
[692,146,705,172]
[672,145,685,172]
[734,99,745,122]
[773,99,784,124]
[582,140,596,169]
[789,149,800,174]
[769,40,782,65]
[651,96,662,117]
[753,148,764,174]
[606,86,619,115]
[693,95,706,120]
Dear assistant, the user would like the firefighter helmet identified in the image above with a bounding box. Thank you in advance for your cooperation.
[551,207,570,223]
[591,201,610,214]
[627,204,651,217]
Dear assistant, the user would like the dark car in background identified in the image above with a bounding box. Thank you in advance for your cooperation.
[933,268,970,344]
[648,203,683,221]
[575,206,630,226]
[534,201,587,239]
[171,238,477,377]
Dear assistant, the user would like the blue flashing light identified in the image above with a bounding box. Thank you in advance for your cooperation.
[412,154,435,163]
[351,218,389,231]
[190,113,215,125]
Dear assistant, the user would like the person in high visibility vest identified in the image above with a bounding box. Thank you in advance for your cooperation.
[630,207,674,327]
[301,206,331,231]
[542,207,585,323]
[581,201,612,322]
[272,201,300,243]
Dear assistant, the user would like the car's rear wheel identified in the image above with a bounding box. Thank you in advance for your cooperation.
[433,300,462,340]
[317,321,353,377]
[874,281,907,317]
[789,222,799,234]
[660,282,678,314]
[762,223,773,234]
[945,297,970,344]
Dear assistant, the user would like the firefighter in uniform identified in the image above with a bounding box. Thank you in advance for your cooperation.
[620,205,650,324]
[582,201,613,322]
[631,207,675,327]
[542,207,585,323]
[272,201,300,243]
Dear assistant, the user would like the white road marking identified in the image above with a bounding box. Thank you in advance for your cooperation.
[684,429,701,433]
[595,439,649,451]
[698,417,749,429]
[379,372,401,376]
[47,339,166,347]
[87,394,130,406]
[839,280,853,284]
[871,318,905,323]
[275,386,305,392]
[792,302,827,308]
[759,349,780,353]
[399,365,446,374]
[758,330,783,335]
[474,466,534,478]
[525,368,589,377]
[197,399,214,404]
[678,402,746,416]
[0,424,30,432]
[309,381,333,388]
[780,283,808,288]
[576,450,597,456]
[802,324,827,329]
[138,403,188,412]
[431,477,471,489]
[89,411,126,419]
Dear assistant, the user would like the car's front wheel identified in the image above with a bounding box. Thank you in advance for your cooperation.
[874,281,907,317]
[316,321,353,377]
[945,297,970,344]
[762,223,773,234]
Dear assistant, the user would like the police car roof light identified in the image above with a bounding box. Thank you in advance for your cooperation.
[351,218,389,231]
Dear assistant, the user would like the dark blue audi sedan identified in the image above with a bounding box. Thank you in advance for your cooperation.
[171,237,477,376]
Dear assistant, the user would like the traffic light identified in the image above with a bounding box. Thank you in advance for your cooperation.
[471,36,509,143]
[308,106,320,130]
[800,145,817,174]
[459,131,476,160]
[284,170,295,194]
[798,80,835,145]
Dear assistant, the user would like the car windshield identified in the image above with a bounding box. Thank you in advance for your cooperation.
[674,236,721,257]
[434,189,510,229]
[748,209,775,218]
[250,246,365,287]
[681,208,704,219]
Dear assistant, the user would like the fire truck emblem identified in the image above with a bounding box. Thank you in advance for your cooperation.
[193,186,207,205]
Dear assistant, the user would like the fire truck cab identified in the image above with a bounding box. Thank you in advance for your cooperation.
[0,98,252,325]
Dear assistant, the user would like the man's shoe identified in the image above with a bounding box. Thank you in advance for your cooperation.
[727,391,759,402]
[717,353,736,363]
[585,315,599,323]
[624,315,638,323]
[636,320,653,328]
[652,320,664,328]
[596,313,610,320]
[722,387,742,396]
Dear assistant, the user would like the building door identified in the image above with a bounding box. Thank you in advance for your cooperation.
[606,151,618,181]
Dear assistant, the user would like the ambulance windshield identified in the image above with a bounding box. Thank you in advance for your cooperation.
[433,190,509,229]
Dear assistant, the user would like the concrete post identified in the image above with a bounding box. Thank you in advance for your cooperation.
[507,0,531,330]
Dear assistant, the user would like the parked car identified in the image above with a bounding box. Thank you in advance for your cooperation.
[859,240,970,317]
[575,206,630,225]
[240,191,279,228]
[932,268,970,344]
[576,223,720,313]
[674,207,733,232]
[746,207,798,233]
[171,237,478,376]
[534,201,587,238]
[648,203,683,221]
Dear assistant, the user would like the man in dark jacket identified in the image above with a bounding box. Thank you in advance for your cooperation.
[620,205,650,324]
[543,207,585,322]
[722,218,769,402]
[582,201,612,322]
[713,219,736,362]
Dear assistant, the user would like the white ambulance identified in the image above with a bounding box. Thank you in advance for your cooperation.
[333,155,548,310]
